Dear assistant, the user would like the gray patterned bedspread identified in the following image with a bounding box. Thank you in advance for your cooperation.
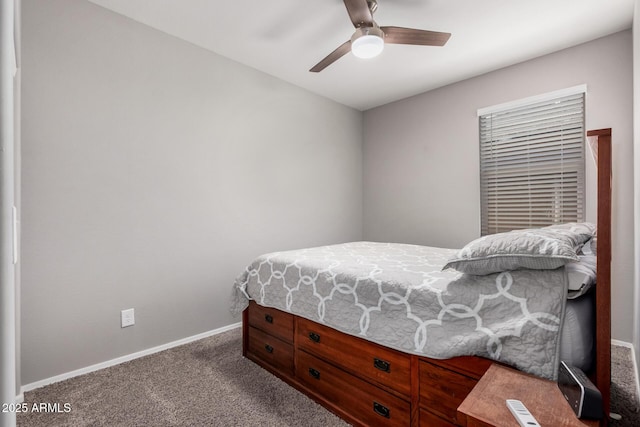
[231,242,568,379]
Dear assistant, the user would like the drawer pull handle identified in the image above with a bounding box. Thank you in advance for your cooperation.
[308,368,321,380]
[308,332,321,343]
[264,344,273,353]
[373,358,390,373]
[264,314,273,324]
[373,402,390,418]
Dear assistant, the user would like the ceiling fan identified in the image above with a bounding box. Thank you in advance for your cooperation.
[310,0,451,72]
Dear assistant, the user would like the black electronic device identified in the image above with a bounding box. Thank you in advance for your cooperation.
[557,361,603,419]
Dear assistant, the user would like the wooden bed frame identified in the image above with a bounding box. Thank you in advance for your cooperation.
[242,128,612,426]
[590,128,612,423]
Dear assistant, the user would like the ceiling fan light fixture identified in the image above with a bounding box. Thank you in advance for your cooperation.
[309,0,451,72]
[351,26,384,59]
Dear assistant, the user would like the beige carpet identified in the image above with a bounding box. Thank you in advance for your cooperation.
[610,345,640,426]
[17,328,640,426]
[18,328,348,427]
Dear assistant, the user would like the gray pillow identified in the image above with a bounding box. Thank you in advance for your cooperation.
[443,222,596,275]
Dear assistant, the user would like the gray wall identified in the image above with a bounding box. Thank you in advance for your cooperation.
[21,0,363,384]
[633,0,640,367]
[363,30,635,342]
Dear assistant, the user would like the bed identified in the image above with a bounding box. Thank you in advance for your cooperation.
[231,128,612,427]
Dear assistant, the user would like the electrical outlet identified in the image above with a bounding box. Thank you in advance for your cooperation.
[121,308,135,328]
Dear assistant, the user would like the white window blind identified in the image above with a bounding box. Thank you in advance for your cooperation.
[479,91,585,235]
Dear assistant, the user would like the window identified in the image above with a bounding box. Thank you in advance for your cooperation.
[478,87,586,235]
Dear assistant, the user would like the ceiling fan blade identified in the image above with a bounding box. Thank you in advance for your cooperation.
[310,41,352,73]
[343,0,374,28]
[380,26,451,46]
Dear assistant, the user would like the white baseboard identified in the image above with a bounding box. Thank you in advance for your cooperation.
[611,339,633,349]
[612,338,635,349]
[21,322,241,394]
[15,392,23,404]
[611,339,640,407]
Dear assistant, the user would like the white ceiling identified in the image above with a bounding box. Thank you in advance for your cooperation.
[87,0,634,111]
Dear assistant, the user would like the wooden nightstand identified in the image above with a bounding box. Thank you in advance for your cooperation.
[457,364,600,427]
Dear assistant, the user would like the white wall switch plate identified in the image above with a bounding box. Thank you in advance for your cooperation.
[121,308,135,328]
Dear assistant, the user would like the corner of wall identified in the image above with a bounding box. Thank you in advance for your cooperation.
[632,0,640,371]
[13,0,21,401]
[1,0,18,425]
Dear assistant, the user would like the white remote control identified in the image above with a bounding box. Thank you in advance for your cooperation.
[506,399,541,427]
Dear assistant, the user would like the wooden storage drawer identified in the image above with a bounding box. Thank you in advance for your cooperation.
[297,317,411,396]
[419,408,457,427]
[247,326,294,375]
[297,350,410,426]
[247,301,294,343]
[433,356,492,381]
[419,361,476,425]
